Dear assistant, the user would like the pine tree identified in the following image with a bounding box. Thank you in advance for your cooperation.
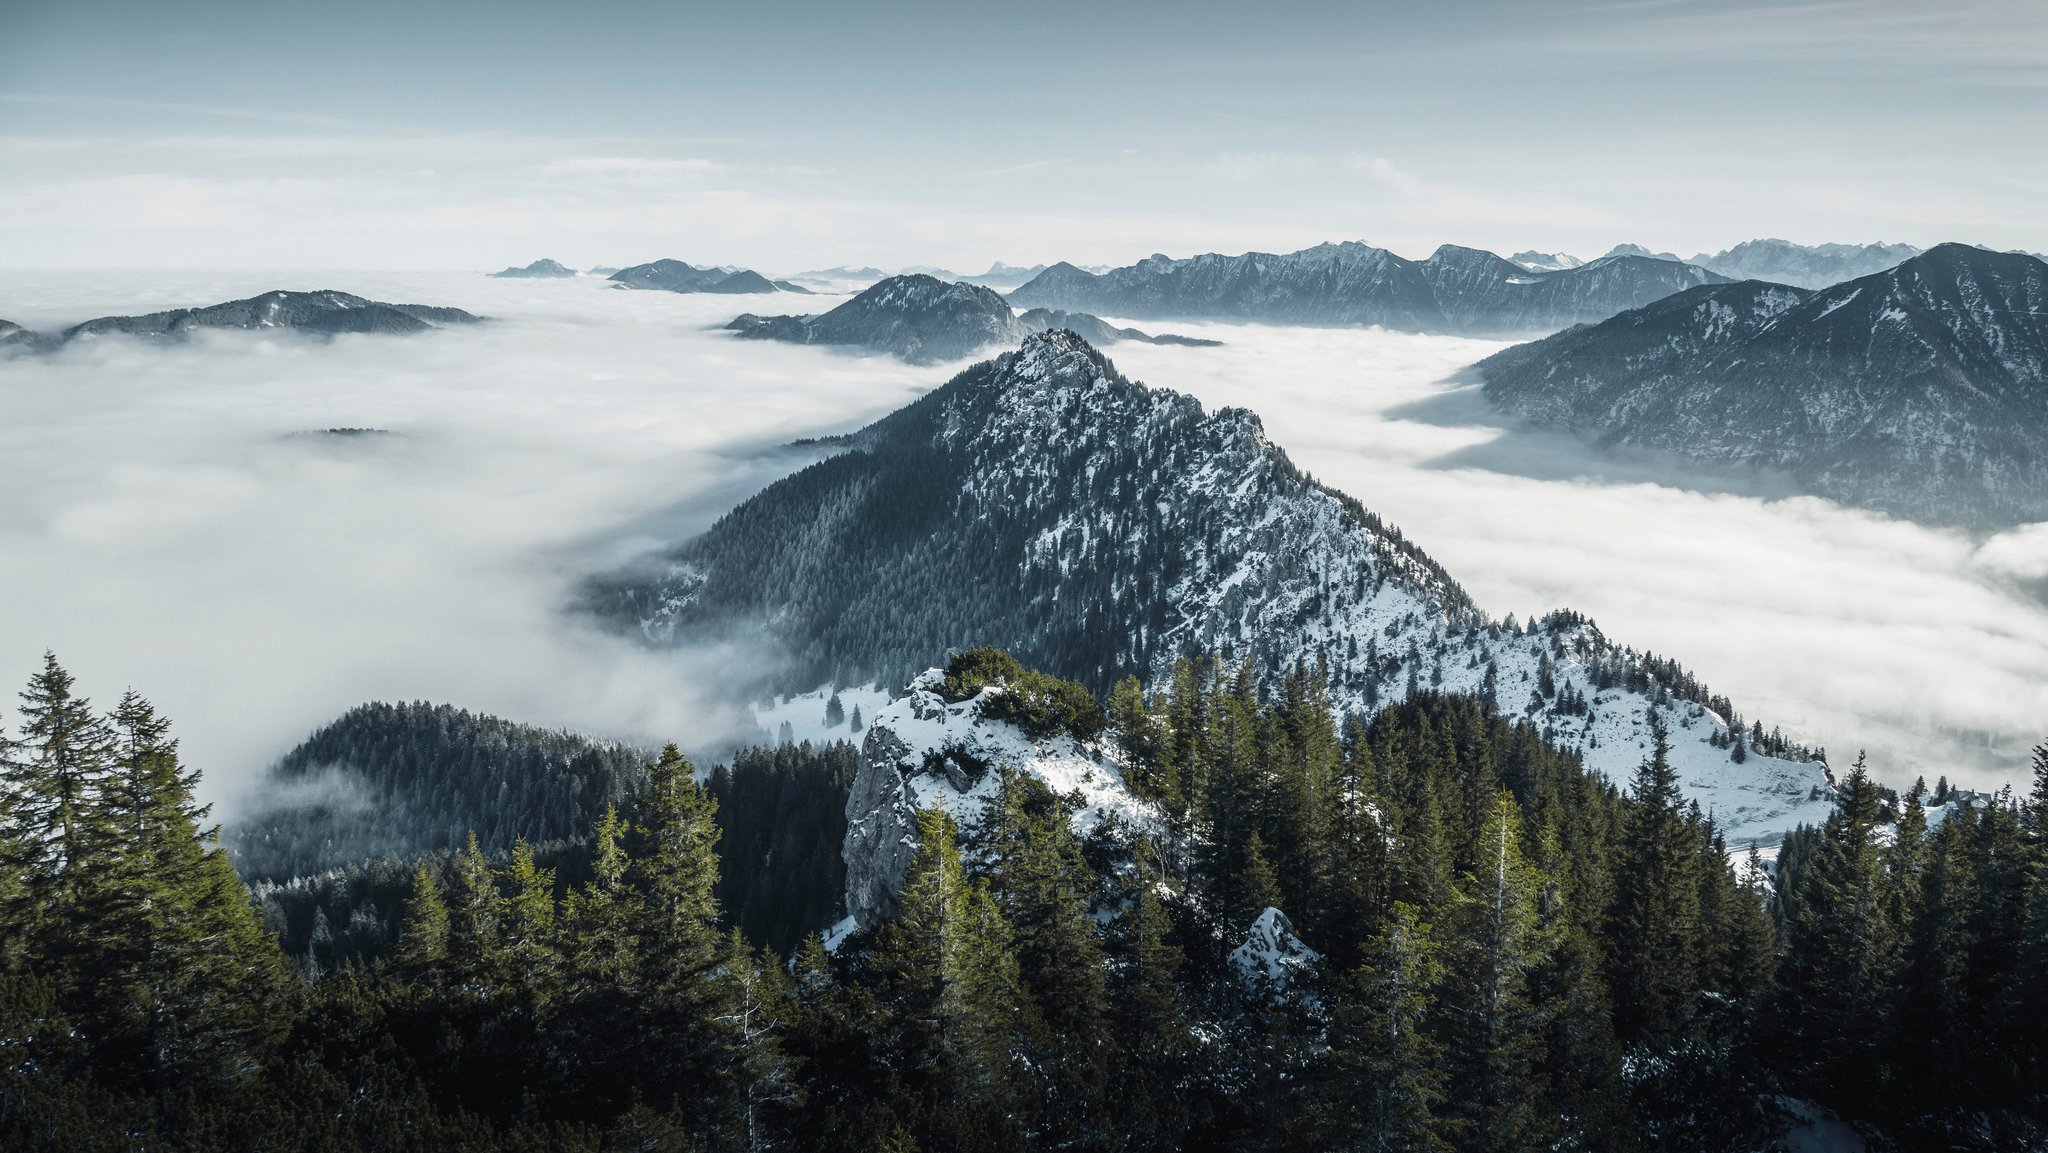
[986,770,1110,1148]
[1901,812,1978,1089]
[634,743,731,1107]
[850,704,864,733]
[714,929,800,1153]
[497,838,558,1006]
[1107,876,1193,1152]
[560,805,637,998]
[1325,900,1451,1153]
[76,689,286,1087]
[1440,790,1550,1152]
[1108,674,1175,806]
[447,831,500,990]
[1606,716,1701,1047]
[1781,753,1902,1102]
[394,862,450,974]
[824,692,845,729]
[869,807,1029,1151]
[3,654,117,959]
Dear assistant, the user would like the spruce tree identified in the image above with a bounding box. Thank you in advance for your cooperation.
[629,742,731,1115]
[714,929,800,1153]
[1440,789,1550,1153]
[1606,716,1701,1047]
[447,831,501,990]
[394,863,450,974]
[1326,900,1451,1153]
[497,839,558,1006]
[1781,754,1902,1102]
[80,689,286,1087]
[1107,876,1193,1151]
[869,807,1029,1152]
[3,654,117,958]
[560,805,637,998]
[986,770,1110,1148]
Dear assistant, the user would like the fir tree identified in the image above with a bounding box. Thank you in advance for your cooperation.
[1326,901,1451,1152]
[394,862,450,973]
[1781,754,1902,1102]
[1606,716,1701,1047]
[1441,790,1550,1152]
[869,807,1029,1152]
[3,654,117,956]
[447,831,501,990]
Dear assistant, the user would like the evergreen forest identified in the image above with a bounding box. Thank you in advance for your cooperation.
[2,649,2045,1151]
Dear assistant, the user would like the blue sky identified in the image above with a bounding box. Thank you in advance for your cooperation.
[4,0,2044,269]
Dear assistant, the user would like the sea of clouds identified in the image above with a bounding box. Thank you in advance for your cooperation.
[0,269,2042,817]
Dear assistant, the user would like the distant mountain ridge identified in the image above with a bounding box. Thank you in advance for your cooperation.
[726,274,1215,363]
[1690,239,1922,288]
[592,330,1831,843]
[37,290,482,345]
[489,258,578,279]
[1478,243,2048,526]
[608,258,810,295]
[1007,240,1727,335]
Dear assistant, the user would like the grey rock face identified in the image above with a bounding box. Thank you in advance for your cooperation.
[841,710,924,928]
[488,258,578,278]
[1007,241,1726,335]
[60,290,481,342]
[1479,244,2048,527]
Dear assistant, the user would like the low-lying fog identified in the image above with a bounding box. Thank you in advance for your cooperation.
[1,270,2040,813]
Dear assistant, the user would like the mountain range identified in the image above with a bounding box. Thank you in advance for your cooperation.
[593,330,1830,843]
[1510,250,1585,271]
[13,290,481,346]
[1005,240,1727,335]
[488,258,579,279]
[607,258,811,294]
[725,274,1216,363]
[1477,243,2048,527]
[1688,239,1923,288]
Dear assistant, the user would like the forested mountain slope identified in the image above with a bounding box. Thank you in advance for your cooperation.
[726,274,1216,363]
[40,290,482,343]
[594,331,1830,842]
[225,701,647,881]
[1480,244,2048,526]
[1007,240,1726,334]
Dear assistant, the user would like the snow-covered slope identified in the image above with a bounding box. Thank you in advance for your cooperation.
[1689,239,1920,289]
[1479,243,2048,527]
[601,331,1831,846]
[838,668,1163,930]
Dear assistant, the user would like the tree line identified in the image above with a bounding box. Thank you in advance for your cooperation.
[2,648,2044,1150]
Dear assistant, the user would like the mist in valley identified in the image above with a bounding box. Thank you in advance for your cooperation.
[1,269,2042,828]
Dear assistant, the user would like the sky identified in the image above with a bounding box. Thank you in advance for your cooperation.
[4,0,2047,270]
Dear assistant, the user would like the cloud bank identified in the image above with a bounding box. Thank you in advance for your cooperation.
[1104,325,2048,793]
[0,272,946,811]
[1,272,2040,822]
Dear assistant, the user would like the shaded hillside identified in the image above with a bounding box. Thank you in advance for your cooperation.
[1479,244,2048,526]
[1008,240,1726,334]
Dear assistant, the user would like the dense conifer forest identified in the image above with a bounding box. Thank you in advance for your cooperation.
[2,649,2045,1151]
